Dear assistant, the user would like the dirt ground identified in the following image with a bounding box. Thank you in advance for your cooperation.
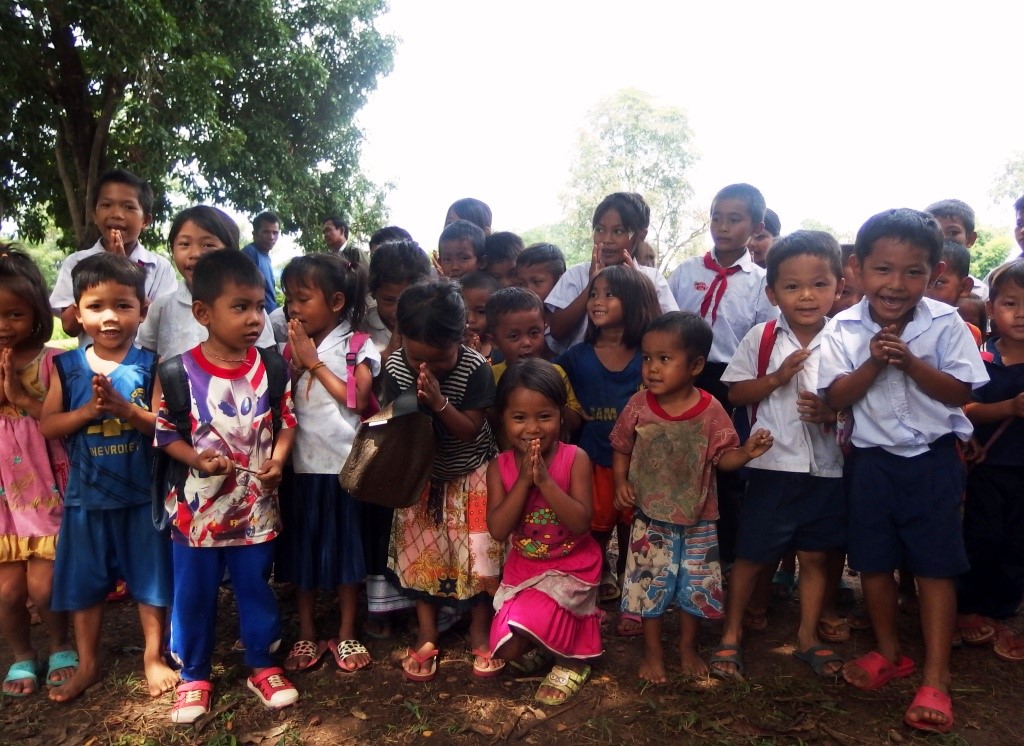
[2,573,1023,746]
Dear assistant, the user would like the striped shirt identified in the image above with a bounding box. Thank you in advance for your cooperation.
[383,345,496,480]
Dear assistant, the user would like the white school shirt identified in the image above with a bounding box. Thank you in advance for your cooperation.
[667,249,777,365]
[721,316,842,477]
[544,262,678,353]
[290,322,381,474]
[49,240,178,346]
[817,296,988,457]
[136,280,277,360]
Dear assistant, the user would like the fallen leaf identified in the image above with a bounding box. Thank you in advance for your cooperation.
[888,729,905,743]
[308,716,322,726]
[469,724,494,736]
[438,692,450,700]
[351,708,368,720]
[422,730,433,737]
[555,723,569,732]
[83,739,98,746]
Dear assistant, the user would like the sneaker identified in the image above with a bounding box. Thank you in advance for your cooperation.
[247,666,298,709]
[171,680,212,724]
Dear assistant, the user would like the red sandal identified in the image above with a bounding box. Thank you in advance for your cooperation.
[844,651,914,691]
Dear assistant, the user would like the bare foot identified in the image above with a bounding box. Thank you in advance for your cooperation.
[49,659,101,702]
[638,654,668,684]
[144,655,179,696]
[679,648,709,678]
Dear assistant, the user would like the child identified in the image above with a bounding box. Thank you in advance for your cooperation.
[384,281,502,681]
[40,253,175,702]
[137,205,276,360]
[546,193,678,353]
[445,197,492,235]
[961,261,1024,659]
[830,244,863,316]
[516,242,566,303]
[360,239,432,639]
[925,199,985,300]
[436,220,486,280]
[275,254,379,673]
[715,231,846,681]
[459,271,502,362]
[928,240,982,346]
[481,232,524,288]
[556,266,661,608]
[368,225,413,254]
[612,311,773,682]
[49,169,177,343]
[819,208,988,734]
[487,359,601,704]
[747,208,781,268]
[0,247,73,696]
[153,250,297,723]
[957,297,987,344]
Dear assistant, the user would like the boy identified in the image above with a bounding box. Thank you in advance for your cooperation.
[928,240,982,345]
[712,231,846,681]
[515,242,566,303]
[480,231,524,288]
[40,254,175,702]
[819,208,988,734]
[746,207,781,268]
[459,271,501,362]
[241,211,281,312]
[436,219,485,280]
[925,199,985,300]
[49,169,177,343]
[362,237,432,360]
[154,250,297,723]
[830,244,863,316]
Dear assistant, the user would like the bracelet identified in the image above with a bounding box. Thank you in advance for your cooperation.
[308,361,326,374]
[437,396,449,413]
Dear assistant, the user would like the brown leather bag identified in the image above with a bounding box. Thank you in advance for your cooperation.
[339,387,434,508]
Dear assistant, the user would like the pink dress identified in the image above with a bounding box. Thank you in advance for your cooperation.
[0,348,68,562]
[490,443,603,660]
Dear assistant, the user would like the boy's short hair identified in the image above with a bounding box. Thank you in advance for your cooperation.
[854,208,944,267]
[439,219,486,258]
[485,286,544,333]
[191,249,265,306]
[1014,195,1024,213]
[71,253,147,304]
[253,211,280,231]
[712,183,766,225]
[458,270,500,294]
[987,259,1024,300]
[324,215,349,238]
[940,239,971,280]
[840,244,856,265]
[368,239,432,293]
[644,311,713,362]
[369,225,413,252]
[925,199,975,235]
[516,242,566,276]
[766,230,843,287]
[763,208,782,237]
[482,232,524,266]
[396,280,465,347]
[93,169,154,217]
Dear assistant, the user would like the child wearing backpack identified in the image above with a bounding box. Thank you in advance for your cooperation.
[153,251,297,723]
[274,254,380,674]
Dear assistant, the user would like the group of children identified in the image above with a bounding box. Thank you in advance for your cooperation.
[1,168,1023,737]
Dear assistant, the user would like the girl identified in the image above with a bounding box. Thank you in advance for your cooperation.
[137,205,275,360]
[275,254,379,673]
[385,281,503,681]
[555,266,661,633]
[0,247,74,695]
[546,192,678,353]
[487,358,601,705]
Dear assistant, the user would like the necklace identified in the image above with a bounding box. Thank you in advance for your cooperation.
[201,342,247,364]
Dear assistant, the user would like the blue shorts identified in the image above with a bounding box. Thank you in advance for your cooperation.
[847,438,968,578]
[52,504,173,610]
[736,470,845,564]
[620,514,725,620]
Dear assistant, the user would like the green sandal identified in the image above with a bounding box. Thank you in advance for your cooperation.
[46,649,79,687]
[535,664,590,706]
[4,659,39,697]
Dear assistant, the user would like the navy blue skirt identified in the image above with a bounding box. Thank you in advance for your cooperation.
[276,471,366,590]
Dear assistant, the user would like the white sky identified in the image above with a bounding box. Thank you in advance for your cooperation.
[358,0,1022,250]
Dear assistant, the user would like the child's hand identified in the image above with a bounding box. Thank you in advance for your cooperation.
[877,332,916,371]
[107,228,126,257]
[0,354,6,405]
[797,391,835,424]
[516,445,535,486]
[194,448,232,475]
[588,247,604,279]
[613,481,636,510]
[868,327,892,366]
[742,428,774,458]
[256,458,284,489]
[287,319,318,370]
[431,251,446,278]
[960,436,984,465]
[617,248,635,268]
[463,328,482,352]
[416,363,445,411]
[1013,393,1024,418]
[771,349,810,386]
[529,439,551,487]
[93,374,134,419]
[0,349,22,406]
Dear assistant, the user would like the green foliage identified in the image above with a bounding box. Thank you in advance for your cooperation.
[0,0,394,253]
[971,228,1013,279]
[798,218,854,244]
[991,152,1024,206]
[519,222,590,266]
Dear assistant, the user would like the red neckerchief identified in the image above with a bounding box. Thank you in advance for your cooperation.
[699,252,741,324]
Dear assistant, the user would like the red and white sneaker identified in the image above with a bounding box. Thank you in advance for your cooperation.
[247,666,298,709]
[171,680,213,724]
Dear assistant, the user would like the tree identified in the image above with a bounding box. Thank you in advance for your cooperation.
[991,152,1024,205]
[560,89,704,273]
[0,0,394,252]
[971,229,1013,280]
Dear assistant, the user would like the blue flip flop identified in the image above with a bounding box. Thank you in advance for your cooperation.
[4,659,39,697]
[46,649,79,687]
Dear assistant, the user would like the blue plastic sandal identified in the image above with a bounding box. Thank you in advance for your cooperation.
[45,649,79,687]
[4,659,39,697]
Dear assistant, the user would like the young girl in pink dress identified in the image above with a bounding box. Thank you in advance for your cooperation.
[487,358,602,706]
